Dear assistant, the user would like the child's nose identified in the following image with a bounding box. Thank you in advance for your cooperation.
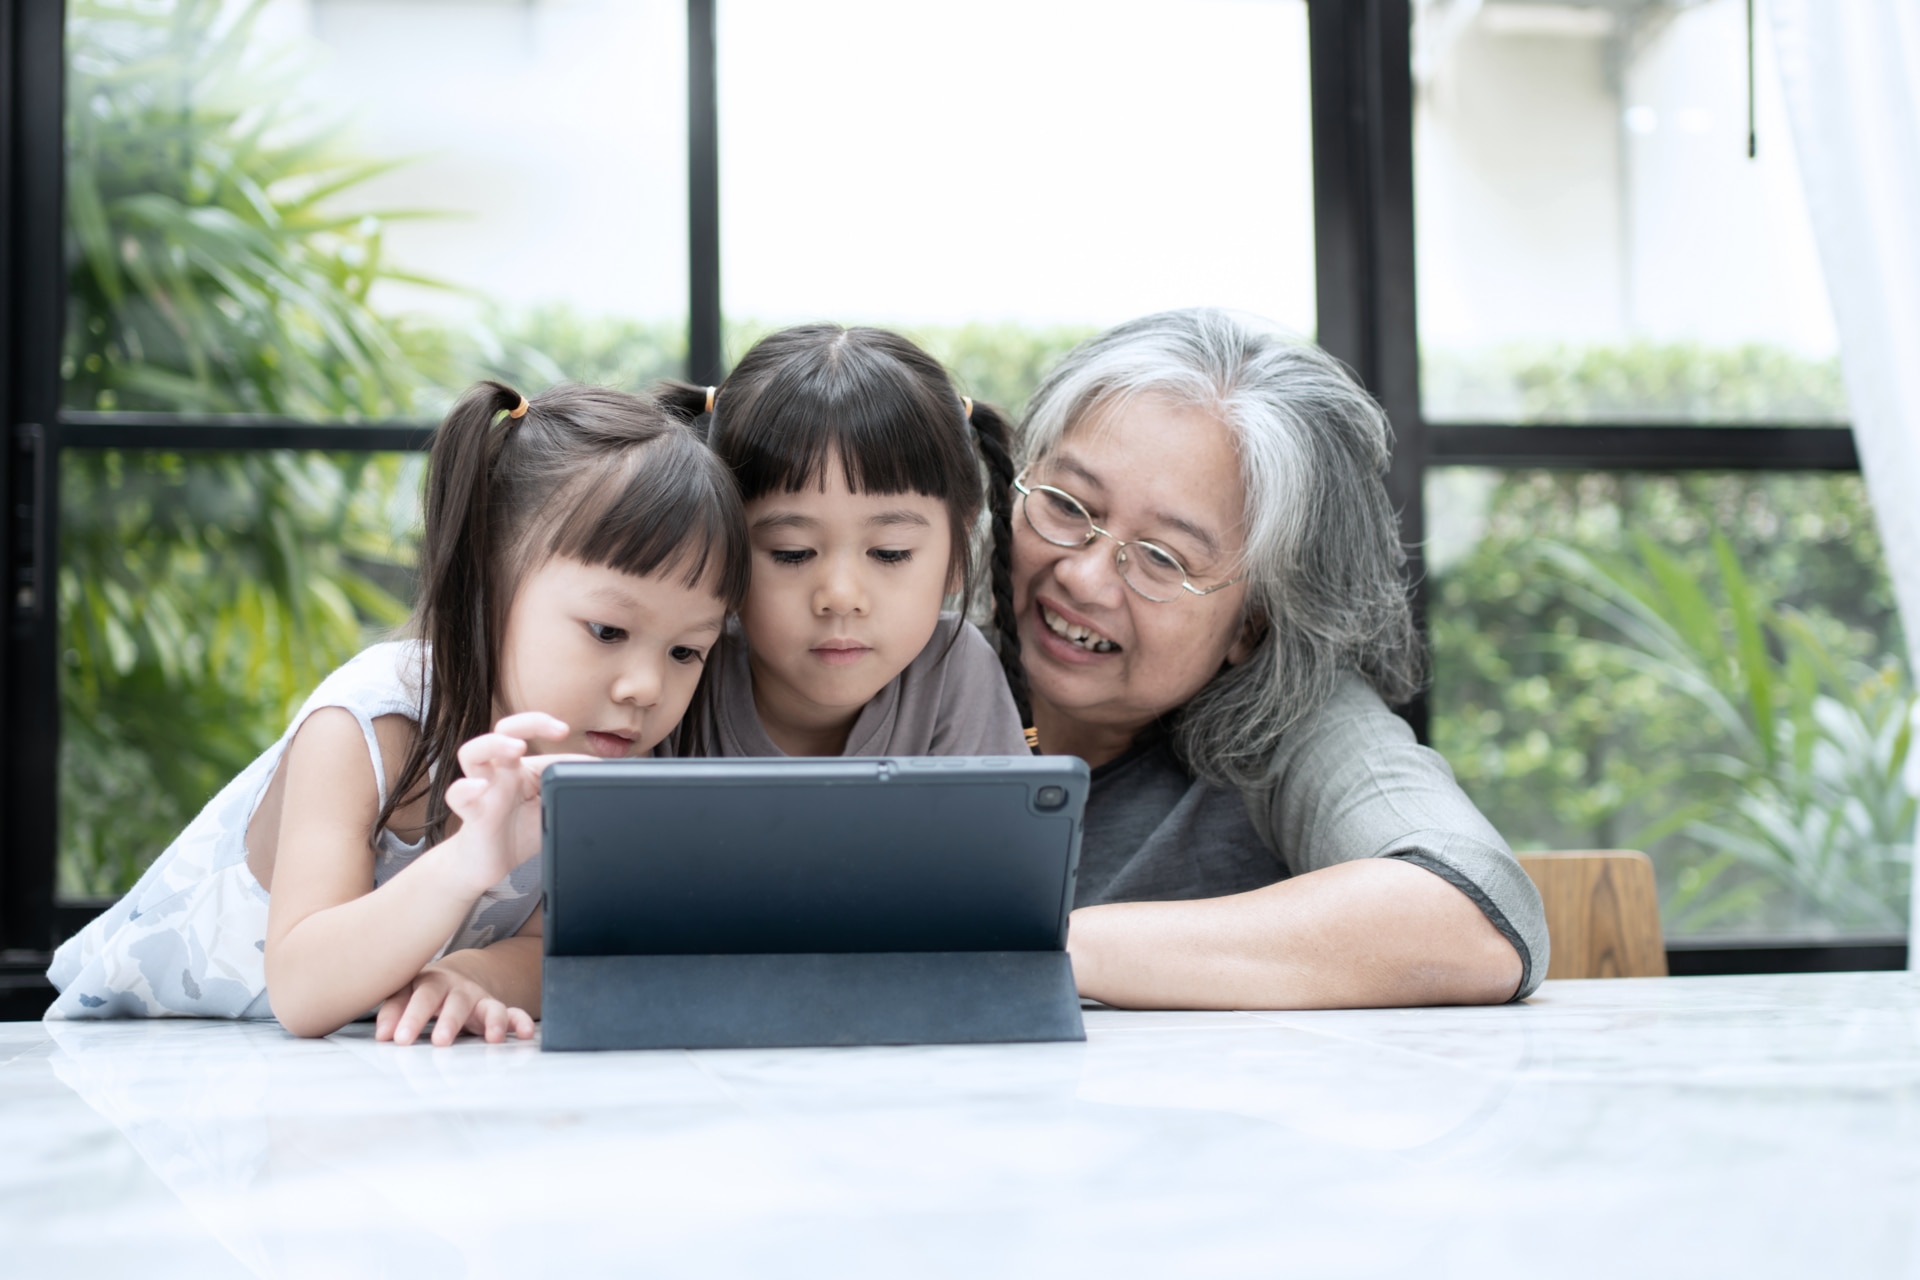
[813,557,867,617]
[612,655,662,707]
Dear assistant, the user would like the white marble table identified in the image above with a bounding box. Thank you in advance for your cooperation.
[6,971,1920,1279]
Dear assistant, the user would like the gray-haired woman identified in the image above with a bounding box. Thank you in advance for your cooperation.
[1012,308,1547,1008]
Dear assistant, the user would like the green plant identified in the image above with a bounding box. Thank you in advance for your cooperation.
[1422,341,1850,423]
[465,306,687,400]
[59,451,418,895]
[65,0,447,415]
[1543,534,1912,934]
[59,0,429,893]
[1429,469,1908,937]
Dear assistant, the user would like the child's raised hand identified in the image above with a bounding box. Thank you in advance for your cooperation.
[444,712,579,894]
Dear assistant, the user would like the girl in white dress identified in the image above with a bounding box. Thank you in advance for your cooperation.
[48,382,749,1042]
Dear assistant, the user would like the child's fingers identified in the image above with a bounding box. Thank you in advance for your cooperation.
[507,1006,536,1040]
[521,752,602,778]
[392,980,450,1046]
[444,776,489,816]
[431,987,479,1047]
[374,984,414,1041]
[471,997,510,1043]
[456,731,529,777]
[491,711,570,744]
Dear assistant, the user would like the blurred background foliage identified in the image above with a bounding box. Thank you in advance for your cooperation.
[1429,468,1910,937]
[61,0,1910,938]
[1423,342,1851,423]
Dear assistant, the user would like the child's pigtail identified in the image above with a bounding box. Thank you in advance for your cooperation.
[654,380,719,439]
[968,399,1029,725]
[380,379,529,842]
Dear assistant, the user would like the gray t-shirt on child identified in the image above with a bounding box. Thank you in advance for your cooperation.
[693,612,1029,758]
[1077,672,1550,999]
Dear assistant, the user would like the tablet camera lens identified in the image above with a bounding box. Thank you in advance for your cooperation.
[1035,785,1068,811]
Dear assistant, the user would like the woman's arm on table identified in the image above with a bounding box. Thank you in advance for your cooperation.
[1066,858,1523,1009]
[1067,676,1544,1011]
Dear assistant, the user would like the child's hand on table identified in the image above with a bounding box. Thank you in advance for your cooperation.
[376,960,535,1046]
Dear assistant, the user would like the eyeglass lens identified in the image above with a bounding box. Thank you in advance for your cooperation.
[1023,485,1189,602]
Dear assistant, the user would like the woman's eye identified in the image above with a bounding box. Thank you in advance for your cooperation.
[1139,543,1184,573]
[769,548,813,566]
[1042,490,1083,519]
[587,622,627,644]
[669,645,706,665]
[870,548,913,565]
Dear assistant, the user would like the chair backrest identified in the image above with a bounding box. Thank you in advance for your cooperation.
[1517,851,1668,980]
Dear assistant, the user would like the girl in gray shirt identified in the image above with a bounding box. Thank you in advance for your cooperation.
[659,326,1028,759]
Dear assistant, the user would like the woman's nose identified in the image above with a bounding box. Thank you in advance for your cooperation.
[1052,536,1125,606]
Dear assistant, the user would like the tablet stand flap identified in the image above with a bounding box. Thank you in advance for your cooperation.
[541,951,1085,1051]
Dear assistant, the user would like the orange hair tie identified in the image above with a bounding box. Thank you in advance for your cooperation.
[508,395,529,420]
[704,385,717,414]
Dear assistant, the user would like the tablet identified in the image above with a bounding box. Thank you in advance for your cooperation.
[539,755,1089,1050]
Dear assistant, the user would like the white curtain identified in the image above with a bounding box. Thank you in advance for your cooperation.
[1769,0,1920,960]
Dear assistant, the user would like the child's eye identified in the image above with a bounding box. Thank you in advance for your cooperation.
[669,645,706,665]
[870,548,913,565]
[587,622,627,644]
[769,548,813,566]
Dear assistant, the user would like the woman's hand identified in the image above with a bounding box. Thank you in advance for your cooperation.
[376,961,535,1046]
[442,712,579,895]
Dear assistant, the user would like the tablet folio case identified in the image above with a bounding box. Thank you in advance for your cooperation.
[540,758,1087,1050]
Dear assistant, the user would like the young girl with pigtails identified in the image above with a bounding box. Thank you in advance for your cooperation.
[655,323,1028,760]
[48,382,750,1042]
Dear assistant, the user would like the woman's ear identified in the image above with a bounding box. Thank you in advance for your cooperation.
[1226,608,1268,666]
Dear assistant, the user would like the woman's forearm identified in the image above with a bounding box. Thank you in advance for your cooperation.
[266,841,487,1037]
[1066,857,1524,1010]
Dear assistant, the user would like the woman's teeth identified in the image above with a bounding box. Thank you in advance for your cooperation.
[1042,605,1117,653]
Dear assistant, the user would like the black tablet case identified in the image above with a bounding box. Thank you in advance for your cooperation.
[540,757,1088,1050]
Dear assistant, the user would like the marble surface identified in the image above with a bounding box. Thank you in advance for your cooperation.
[6,972,1920,1278]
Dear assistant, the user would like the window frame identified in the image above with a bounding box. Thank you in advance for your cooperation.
[0,0,1899,998]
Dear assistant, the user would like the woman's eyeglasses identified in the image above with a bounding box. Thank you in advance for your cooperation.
[1014,471,1242,604]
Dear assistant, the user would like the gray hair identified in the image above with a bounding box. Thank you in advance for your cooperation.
[1018,308,1423,789]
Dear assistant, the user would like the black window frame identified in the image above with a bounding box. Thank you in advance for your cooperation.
[1,0,1900,1007]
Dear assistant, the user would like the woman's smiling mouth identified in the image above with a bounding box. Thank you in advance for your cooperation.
[1039,601,1119,654]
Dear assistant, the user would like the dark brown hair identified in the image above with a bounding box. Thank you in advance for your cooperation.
[655,324,1026,719]
[379,380,751,842]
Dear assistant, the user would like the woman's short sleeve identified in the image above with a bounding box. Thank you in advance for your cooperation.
[1246,674,1551,999]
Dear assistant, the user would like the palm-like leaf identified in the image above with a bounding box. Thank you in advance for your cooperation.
[60,0,433,894]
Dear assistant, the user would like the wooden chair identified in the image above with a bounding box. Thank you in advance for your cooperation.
[1517,851,1668,980]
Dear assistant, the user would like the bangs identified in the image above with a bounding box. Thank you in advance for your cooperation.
[721,340,971,504]
[545,432,751,609]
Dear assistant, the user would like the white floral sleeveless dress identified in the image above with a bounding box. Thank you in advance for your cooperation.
[45,641,543,1021]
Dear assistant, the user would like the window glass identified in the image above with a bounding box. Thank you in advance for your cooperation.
[1413,0,1846,422]
[64,0,687,420]
[718,0,1316,415]
[1428,467,1910,939]
[59,450,421,898]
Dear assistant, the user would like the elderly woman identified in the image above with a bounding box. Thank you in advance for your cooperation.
[1010,308,1546,1009]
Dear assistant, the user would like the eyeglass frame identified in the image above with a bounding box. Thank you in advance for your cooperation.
[1012,469,1244,603]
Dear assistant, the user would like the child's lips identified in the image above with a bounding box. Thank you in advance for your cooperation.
[583,730,636,758]
[811,641,873,668]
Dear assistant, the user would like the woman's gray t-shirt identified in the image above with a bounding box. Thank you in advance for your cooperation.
[1076,673,1549,998]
